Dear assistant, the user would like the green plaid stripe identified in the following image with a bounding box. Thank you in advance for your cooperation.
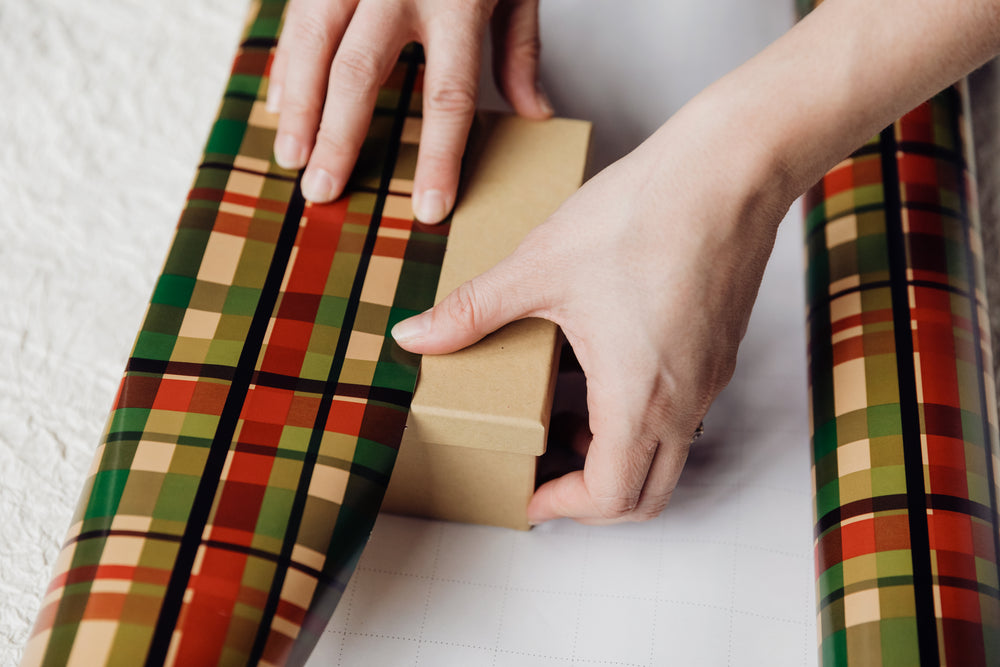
[805,85,1000,666]
[22,2,446,665]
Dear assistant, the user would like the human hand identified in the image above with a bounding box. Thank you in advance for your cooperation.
[390,99,795,524]
[268,0,553,222]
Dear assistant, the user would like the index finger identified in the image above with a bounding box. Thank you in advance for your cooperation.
[300,1,408,202]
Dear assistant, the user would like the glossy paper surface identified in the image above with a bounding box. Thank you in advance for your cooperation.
[805,88,1000,665]
[21,2,446,665]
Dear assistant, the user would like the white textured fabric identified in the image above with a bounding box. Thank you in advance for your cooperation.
[0,1,243,662]
[9,1,996,665]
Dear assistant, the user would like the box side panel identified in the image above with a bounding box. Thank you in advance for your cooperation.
[382,437,537,530]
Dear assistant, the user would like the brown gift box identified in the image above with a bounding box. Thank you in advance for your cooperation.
[381,112,592,530]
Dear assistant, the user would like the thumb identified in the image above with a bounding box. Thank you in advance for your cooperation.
[391,254,548,355]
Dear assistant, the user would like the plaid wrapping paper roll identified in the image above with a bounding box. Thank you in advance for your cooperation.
[21,2,445,665]
[805,83,1000,665]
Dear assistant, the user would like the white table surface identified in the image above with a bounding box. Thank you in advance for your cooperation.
[1,1,813,665]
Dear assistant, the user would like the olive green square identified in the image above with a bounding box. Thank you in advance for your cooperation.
[181,413,222,440]
[268,457,305,491]
[967,470,992,507]
[117,470,166,517]
[837,409,868,445]
[339,358,376,386]
[223,285,262,316]
[168,444,210,477]
[233,239,276,288]
[254,487,296,541]
[313,297,347,329]
[867,404,902,438]
[152,474,200,522]
[861,285,894,312]
[878,617,920,667]
[137,538,179,570]
[189,280,230,312]
[300,351,335,381]
[856,208,887,238]
[239,124,276,162]
[869,435,905,467]
[354,301,391,335]
[278,425,312,453]
[876,549,913,578]
[205,339,245,366]
[214,313,253,341]
[326,254,362,299]
[346,193,377,214]
[838,470,873,503]
[260,176,295,202]
[308,322,341,352]
[297,496,339,554]
[318,431,358,464]
[975,554,1000,589]
[169,336,211,364]
[864,354,899,406]
[870,464,907,495]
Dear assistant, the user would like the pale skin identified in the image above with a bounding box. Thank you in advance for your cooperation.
[269,0,1000,525]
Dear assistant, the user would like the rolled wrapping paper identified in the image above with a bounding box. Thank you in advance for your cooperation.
[21,2,446,665]
[805,82,1000,664]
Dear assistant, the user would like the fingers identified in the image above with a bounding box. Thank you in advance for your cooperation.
[528,436,690,526]
[411,14,486,223]
[301,2,410,202]
[491,0,552,119]
[391,248,550,354]
[271,0,356,171]
[526,380,694,525]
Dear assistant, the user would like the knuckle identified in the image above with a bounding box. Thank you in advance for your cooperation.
[634,493,673,522]
[312,125,353,160]
[331,48,382,96]
[510,33,541,63]
[446,280,493,333]
[289,13,334,55]
[426,77,477,116]
[592,494,639,520]
[279,96,320,123]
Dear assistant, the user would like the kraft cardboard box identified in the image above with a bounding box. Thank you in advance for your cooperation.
[381,112,592,530]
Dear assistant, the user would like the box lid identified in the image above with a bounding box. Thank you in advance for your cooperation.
[404,112,592,455]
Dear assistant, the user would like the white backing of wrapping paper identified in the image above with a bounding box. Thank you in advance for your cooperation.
[308,212,815,666]
[1,1,817,665]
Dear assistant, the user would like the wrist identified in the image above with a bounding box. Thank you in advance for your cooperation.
[638,85,797,241]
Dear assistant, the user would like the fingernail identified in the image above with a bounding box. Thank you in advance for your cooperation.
[536,86,554,116]
[266,83,282,114]
[391,315,430,344]
[415,190,447,224]
[274,133,307,170]
[301,168,339,202]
